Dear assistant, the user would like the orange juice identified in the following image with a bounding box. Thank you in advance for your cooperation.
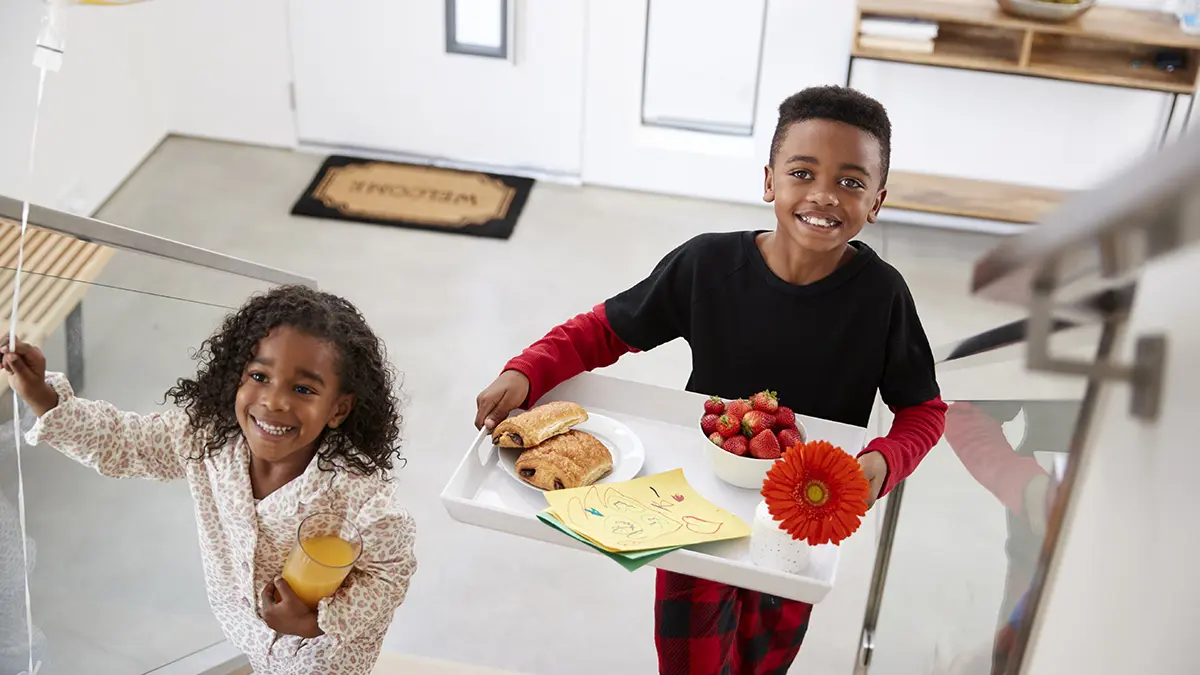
[281,535,358,609]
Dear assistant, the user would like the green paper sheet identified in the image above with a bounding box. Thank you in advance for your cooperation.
[536,511,679,572]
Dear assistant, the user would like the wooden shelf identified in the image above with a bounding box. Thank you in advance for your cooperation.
[853,0,1195,223]
[854,22,1026,77]
[883,171,1067,223]
[855,0,1200,94]
[1028,33,1199,93]
[854,22,1023,72]
[859,0,1200,51]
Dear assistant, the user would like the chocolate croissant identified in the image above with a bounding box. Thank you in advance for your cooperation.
[514,430,613,490]
[492,401,588,449]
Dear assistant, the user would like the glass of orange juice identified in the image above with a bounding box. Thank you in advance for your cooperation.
[281,512,363,610]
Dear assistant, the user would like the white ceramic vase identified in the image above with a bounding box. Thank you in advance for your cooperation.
[749,499,812,573]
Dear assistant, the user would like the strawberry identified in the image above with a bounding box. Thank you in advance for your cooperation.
[715,414,741,438]
[751,390,779,413]
[727,399,753,420]
[741,410,774,437]
[709,432,725,447]
[701,413,720,436]
[749,430,782,460]
[778,428,804,452]
[723,435,749,456]
[704,395,726,416]
[773,406,796,430]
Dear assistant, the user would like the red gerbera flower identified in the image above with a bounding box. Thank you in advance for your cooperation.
[761,439,870,546]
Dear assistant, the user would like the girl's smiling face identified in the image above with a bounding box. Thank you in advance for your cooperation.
[235,325,354,464]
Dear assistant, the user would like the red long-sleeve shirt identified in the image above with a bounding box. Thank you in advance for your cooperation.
[943,401,1047,515]
[503,304,946,498]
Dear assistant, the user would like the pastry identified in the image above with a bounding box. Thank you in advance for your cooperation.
[492,401,588,449]
[514,430,613,490]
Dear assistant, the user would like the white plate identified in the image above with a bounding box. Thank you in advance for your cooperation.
[495,413,646,491]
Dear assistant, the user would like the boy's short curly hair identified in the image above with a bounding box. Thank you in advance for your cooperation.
[165,285,404,476]
[769,85,892,185]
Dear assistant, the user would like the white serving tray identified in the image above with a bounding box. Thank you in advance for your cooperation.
[439,372,867,604]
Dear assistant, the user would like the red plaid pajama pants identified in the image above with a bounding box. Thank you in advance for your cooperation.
[654,570,813,675]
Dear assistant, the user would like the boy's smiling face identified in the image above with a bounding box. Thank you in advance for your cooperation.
[763,118,886,254]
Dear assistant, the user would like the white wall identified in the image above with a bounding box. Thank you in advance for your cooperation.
[1024,240,1200,673]
[0,0,295,219]
[151,0,296,149]
[287,0,586,174]
[0,2,168,216]
[1103,0,1176,9]
[848,64,1170,191]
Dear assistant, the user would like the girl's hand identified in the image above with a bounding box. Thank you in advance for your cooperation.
[0,334,58,417]
[261,578,323,639]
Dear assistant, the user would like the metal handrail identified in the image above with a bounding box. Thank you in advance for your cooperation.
[972,127,1200,306]
[930,281,1134,368]
[0,195,316,288]
[937,318,1075,362]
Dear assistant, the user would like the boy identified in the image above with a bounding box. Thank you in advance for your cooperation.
[474,86,947,675]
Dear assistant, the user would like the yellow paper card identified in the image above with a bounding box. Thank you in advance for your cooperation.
[542,469,751,552]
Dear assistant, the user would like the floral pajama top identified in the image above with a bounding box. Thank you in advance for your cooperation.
[26,374,418,675]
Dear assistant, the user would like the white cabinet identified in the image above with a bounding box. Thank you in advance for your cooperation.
[641,0,768,136]
[581,0,857,205]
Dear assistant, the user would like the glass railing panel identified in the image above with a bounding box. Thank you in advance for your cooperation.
[0,231,294,674]
[862,326,1101,675]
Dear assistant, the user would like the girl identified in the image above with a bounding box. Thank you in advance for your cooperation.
[2,285,416,675]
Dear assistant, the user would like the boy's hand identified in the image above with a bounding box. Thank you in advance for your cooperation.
[261,578,323,639]
[0,334,58,417]
[858,451,888,508]
[474,370,530,431]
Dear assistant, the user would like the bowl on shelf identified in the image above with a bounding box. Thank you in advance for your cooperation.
[996,0,1097,22]
[705,421,808,490]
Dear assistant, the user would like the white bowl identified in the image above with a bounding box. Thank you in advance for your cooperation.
[705,421,807,489]
[996,0,1096,22]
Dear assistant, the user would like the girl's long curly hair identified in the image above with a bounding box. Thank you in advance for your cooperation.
[165,285,404,476]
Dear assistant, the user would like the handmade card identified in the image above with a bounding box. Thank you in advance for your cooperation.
[542,469,751,552]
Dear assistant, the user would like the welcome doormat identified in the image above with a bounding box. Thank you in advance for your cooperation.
[291,155,534,240]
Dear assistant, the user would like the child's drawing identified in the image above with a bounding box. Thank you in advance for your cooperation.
[610,519,643,539]
[682,515,723,535]
[565,486,684,546]
[542,468,751,552]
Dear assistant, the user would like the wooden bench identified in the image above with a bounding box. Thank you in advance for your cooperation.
[0,216,115,395]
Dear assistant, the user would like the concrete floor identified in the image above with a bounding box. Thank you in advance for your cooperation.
[229,652,527,675]
[0,136,1090,674]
